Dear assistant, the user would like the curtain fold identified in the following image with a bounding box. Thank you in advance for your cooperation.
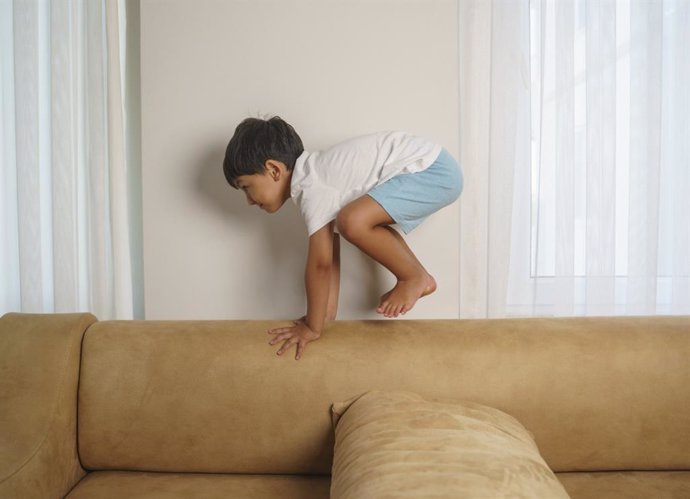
[459,0,531,318]
[459,0,690,317]
[1,0,135,319]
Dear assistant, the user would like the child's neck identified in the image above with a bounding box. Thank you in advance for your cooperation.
[281,169,293,203]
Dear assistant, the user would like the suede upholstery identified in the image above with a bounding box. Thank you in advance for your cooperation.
[78,317,690,474]
[330,391,571,498]
[0,313,96,499]
[557,471,690,499]
[1,313,689,498]
[64,472,330,499]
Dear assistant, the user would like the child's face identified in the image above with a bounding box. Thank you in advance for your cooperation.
[235,162,289,214]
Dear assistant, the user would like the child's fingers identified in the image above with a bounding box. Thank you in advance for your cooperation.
[267,324,314,359]
[269,330,295,345]
[276,336,298,356]
[268,326,294,335]
[295,341,306,360]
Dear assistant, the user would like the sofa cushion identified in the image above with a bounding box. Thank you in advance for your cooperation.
[330,391,570,499]
[556,471,690,499]
[65,471,330,499]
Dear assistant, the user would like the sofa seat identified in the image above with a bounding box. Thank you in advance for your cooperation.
[62,470,690,499]
[556,471,690,499]
[64,471,330,499]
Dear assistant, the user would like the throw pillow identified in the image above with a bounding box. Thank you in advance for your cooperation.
[330,391,570,499]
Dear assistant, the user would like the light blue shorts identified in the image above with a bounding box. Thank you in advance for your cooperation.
[368,148,463,234]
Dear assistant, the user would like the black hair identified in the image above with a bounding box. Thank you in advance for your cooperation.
[222,116,304,188]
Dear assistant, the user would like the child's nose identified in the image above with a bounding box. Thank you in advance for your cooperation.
[245,193,256,206]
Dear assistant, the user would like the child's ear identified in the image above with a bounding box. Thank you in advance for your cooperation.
[265,160,285,181]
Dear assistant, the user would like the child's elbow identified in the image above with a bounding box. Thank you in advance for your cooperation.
[307,253,333,272]
[310,259,333,273]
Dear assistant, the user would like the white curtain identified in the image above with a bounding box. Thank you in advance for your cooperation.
[0,0,137,319]
[459,0,690,317]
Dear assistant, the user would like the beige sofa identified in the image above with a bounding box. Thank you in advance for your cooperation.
[1,312,689,498]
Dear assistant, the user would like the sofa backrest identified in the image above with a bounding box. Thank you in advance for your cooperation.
[77,317,690,475]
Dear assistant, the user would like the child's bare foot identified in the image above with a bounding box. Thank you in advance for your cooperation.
[377,274,437,318]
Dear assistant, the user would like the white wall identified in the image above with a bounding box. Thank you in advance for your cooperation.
[140,0,459,320]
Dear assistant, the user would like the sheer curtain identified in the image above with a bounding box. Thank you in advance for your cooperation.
[459,0,690,317]
[0,0,139,319]
[459,0,531,317]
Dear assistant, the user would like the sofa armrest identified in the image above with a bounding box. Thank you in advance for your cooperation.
[0,313,97,499]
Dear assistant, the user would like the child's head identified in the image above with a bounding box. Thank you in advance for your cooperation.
[223,116,304,189]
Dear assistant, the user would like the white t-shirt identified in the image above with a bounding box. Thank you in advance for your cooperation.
[290,131,442,236]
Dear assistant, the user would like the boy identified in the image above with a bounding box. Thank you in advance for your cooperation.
[223,116,462,360]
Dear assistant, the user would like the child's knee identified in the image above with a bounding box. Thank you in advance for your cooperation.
[335,208,365,242]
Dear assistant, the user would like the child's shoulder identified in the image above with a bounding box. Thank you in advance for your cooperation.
[319,130,392,151]
[329,130,411,147]
[319,130,435,156]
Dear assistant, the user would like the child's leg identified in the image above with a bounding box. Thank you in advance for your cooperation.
[336,195,436,318]
[378,225,436,306]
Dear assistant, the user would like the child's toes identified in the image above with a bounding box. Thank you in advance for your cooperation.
[378,291,393,314]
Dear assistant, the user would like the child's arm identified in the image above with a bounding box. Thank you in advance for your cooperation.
[326,233,340,321]
[268,222,335,359]
[293,231,340,324]
[304,222,335,334]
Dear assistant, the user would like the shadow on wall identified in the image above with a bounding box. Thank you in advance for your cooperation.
[194,144,393,319]
[339,241,391,318]
[194,145,256,226]
[194,145,307,318]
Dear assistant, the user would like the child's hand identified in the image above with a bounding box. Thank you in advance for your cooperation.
[268,321,321,360]
[295,314,335,324]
